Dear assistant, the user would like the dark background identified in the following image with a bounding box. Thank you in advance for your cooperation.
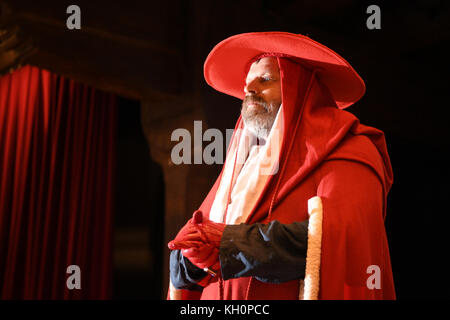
[3,0,450,299]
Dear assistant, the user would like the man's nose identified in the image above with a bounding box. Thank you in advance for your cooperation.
[244,79,259,95]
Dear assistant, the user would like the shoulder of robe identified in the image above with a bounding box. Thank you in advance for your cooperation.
[325,133,386,184]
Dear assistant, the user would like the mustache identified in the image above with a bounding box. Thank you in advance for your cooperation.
[242,95,268,111]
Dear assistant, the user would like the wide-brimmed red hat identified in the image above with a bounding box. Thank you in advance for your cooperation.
[204,31,365,109]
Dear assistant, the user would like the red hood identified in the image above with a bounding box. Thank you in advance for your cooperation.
[200,57,393,221]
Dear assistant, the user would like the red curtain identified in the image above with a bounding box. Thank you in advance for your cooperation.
[0,65,117,299]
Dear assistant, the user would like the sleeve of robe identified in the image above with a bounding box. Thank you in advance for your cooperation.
[170,219,309,290]
[315,159,395,299]
[169,249,206,291]
[219,220,309,283]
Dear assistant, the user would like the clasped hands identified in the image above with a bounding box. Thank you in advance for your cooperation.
[168,210,226,286]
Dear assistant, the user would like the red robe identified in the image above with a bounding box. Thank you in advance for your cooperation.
[173,57,395,300]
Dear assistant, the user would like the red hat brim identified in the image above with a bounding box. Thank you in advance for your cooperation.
[204,32,365,109]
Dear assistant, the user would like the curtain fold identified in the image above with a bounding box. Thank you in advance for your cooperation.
[0,65,117,299]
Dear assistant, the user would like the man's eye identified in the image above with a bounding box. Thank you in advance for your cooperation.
[261,76,271,82]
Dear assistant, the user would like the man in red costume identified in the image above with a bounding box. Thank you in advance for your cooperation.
[168,32,395,300]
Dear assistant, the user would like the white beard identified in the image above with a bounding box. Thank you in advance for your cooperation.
[244,119,270,140]
[242,102,280,140]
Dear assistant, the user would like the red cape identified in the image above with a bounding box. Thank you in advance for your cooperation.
[175,57,395,300]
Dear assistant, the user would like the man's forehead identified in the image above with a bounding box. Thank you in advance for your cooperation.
[248,57,279,74]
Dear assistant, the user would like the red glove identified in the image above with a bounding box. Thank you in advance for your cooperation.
[182,245,220,271]
[168,210,225,250]
[168,210,206,249]
[184,245,221,286]
[168,210,225,277]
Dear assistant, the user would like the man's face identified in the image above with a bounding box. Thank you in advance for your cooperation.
[242,57,282,139]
